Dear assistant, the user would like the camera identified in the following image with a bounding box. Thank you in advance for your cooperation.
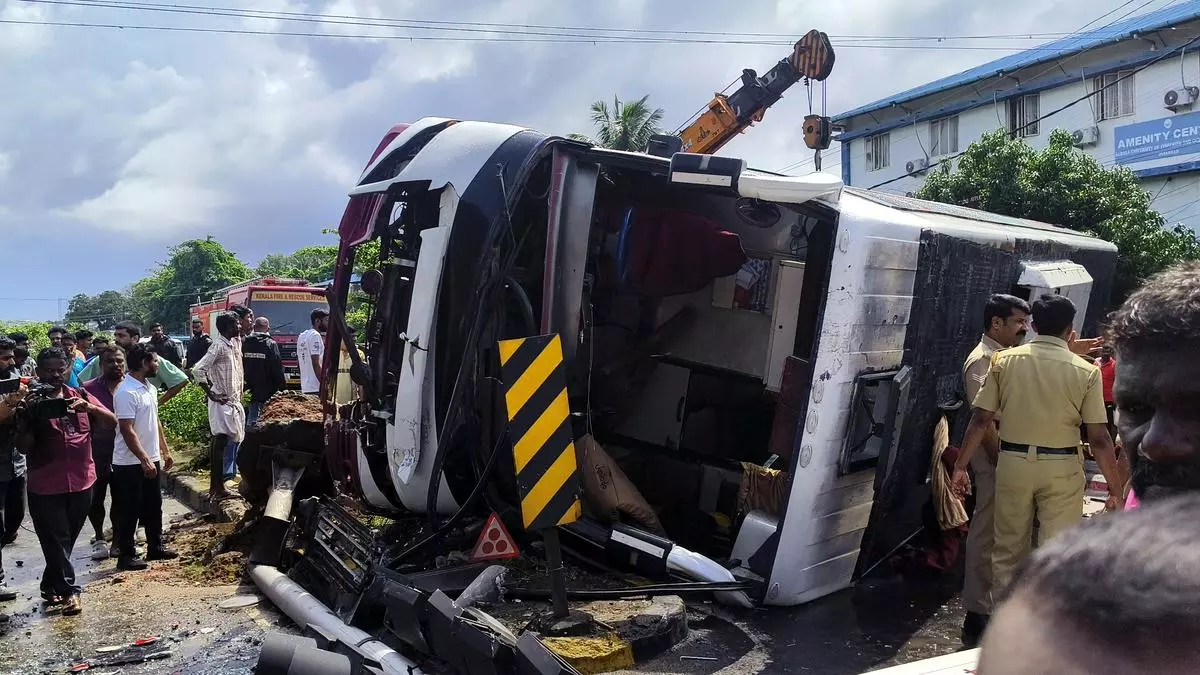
[20,383,70,422]
[0,376,20,395]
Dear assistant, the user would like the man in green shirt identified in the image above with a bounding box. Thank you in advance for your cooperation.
[77,322,188,407]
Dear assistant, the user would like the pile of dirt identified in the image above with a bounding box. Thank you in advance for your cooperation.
[173,522,248,585]
[257,391,323,425]
[237,392,329,506]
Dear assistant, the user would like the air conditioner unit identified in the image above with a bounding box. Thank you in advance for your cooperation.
[1164,86,1200,111]
[905,158,929,174]
[1071,126,1101,147]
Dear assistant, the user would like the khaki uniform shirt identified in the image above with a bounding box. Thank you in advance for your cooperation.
[963,334,1004,406]
[973,335,1107,448]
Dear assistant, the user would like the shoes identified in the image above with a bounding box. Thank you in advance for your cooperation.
[209,490,240,503]
[42,594,64,607]
[146,548,178,561]
[116,556,149,572]
[962,611,989,647]
[91,541,110,560]
[0,585,16,602]
[108,543,119,559]
[135,531,146,545]
[61,594,82,616]
[1,532,15,546]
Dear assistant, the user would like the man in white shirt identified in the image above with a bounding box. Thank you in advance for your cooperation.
[111,344,176,571]
[297,308,329,395]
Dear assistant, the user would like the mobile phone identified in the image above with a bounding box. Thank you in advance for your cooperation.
[0,377,20,395]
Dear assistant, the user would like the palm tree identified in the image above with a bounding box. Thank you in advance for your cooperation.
[569,95,665,151]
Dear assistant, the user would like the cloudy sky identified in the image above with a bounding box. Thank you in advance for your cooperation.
[0,0,1132,321]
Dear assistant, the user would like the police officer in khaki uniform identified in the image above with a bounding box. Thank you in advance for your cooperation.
[952,294,1123,605]
[959,294,1030,647]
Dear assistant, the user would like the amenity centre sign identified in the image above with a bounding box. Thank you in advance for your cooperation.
[1114,111,1200,165]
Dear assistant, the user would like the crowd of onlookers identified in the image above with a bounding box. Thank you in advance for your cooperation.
[0,303,330,620]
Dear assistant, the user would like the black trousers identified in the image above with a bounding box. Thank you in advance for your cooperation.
[0,474,26,540]
[28,488,92,599]
[111,463,163,557]
[88,467,111,540]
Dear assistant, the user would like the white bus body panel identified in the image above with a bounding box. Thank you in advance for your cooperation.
[764,193,926,606]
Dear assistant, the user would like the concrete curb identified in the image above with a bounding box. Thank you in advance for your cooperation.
[162,471,248,523]
[541,596,688,674]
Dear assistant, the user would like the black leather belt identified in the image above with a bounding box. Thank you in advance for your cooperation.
[1000,441,1078,456]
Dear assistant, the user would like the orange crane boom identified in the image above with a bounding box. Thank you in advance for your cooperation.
[665,29,835,156]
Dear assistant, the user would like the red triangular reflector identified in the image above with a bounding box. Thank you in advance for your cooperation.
[470,513,520,561]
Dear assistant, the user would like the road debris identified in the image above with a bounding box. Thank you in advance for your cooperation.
[217,594,261,610]
[69,636,173,670]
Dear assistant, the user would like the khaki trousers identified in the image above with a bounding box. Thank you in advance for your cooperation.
[961,450,995,615]
[991,447,1083,603]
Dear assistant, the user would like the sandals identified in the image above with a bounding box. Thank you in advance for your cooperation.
[62,594,83,616]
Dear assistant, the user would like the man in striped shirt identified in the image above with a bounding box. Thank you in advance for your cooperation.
[192,312,245,504]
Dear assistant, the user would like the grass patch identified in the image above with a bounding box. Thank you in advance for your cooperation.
[167,441,208,474]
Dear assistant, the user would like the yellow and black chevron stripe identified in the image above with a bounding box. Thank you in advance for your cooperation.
[498,333,583,531]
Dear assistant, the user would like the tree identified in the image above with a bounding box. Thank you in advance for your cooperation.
[918,128,1200,301]
[255,245,340,283]
[569,95,665,151]
[65,290,139,329]
[139,237,253,332]
[0,321,105,354]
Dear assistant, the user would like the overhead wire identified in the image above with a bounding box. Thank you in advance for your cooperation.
[841,0,1182,161]
[1005,0,1154,117]
[12,1,1197,195]
[670,77,739,134]
[781,3,1191,186]
[855,0,1197,188]
[4,0,1187,50]
[774,153,842,174]
[1156,193,1200,219]
[13,0,1167,43]
[868,33,1200,190]
[4,14,1162,50]
[27,1,1159,150]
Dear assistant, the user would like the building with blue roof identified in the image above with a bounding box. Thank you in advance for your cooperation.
[833,0,1200,234]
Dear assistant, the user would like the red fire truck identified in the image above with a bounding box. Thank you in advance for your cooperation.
[189,277,328,388]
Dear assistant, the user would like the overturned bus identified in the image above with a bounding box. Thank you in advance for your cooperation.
[309,118,1116,612]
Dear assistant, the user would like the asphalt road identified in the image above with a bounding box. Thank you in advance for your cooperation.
[0,494,284,675]
[614,571,965,674]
